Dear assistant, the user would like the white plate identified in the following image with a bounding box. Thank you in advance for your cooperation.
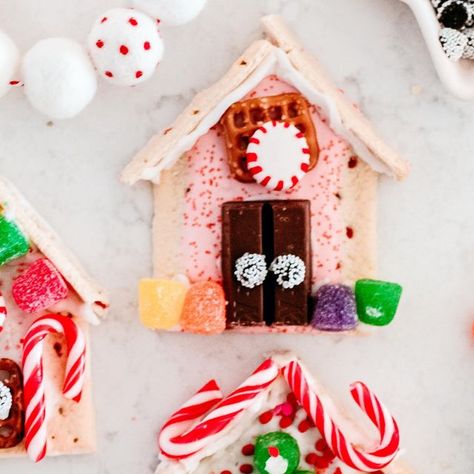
[401,0,474,98]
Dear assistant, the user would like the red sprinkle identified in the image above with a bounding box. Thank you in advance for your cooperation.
[135,70,143,78]
[348,156,358,168]
[120,45,129,55]
[240,464,253,473]
[258,410,273,424]
[346,226,354,239]
[268,446,279,457]
[279,416,292,428]
[241,444,254,456]
[305,453,317,465]
[129,17,138,26]
[9,80,20,85]
[101,16,107,23]
[298,419,311,432]
[315,439,328,452]
[96,39,104,48]
[220,471,232,474]
[144,41,151,50]
[105,71,113,78]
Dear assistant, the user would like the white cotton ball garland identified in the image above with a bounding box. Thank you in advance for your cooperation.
[132,0,207,25]
[0,30,19,98]
[22,38,97,119]
[88,8,164,86]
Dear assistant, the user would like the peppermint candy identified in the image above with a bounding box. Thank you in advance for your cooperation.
[246,121,310,191]
[234,253,268,288]
[270,254,306,289]
[0,381,12,421]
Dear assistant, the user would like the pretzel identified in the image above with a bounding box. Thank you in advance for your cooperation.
[0,358,24,449]
[220,93,319,182]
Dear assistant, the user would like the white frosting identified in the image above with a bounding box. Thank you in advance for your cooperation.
[142,46,393,183]
[265,454,288,474]
[0,381,12,420]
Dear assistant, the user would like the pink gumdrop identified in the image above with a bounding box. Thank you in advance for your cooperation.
[12,258,68,313]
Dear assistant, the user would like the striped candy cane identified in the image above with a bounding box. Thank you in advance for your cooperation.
[22,314,86,462]
[0,292,6,331]
[282,360,400,472]
[159,358,279,460]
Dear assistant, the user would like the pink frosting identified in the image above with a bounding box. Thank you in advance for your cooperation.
[182,75,353,286]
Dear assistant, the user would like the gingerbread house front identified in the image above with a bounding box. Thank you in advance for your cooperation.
[122,15,409,335]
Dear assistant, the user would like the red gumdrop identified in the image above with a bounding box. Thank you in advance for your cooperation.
[12,258,68,313]
[180,281,226,334]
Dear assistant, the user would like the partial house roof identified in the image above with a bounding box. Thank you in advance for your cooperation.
[121,15,409,185]
[0,176,109,323]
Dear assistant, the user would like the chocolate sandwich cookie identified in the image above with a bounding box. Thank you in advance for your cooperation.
[222,200,311,327]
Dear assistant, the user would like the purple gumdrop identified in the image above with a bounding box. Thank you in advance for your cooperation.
[311,284,357,331]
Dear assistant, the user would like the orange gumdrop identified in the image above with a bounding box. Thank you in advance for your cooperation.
[180,281,226,335]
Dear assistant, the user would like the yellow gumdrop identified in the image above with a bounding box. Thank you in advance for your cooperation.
[139,278,187,329]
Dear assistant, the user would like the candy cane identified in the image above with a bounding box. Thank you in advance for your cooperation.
[22,314,86,462]
[282,360,400,472]
[159,358,279,460]
[0,292,6,331]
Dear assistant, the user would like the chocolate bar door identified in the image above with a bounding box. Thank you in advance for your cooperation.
[271,201,311,326]
[222,202,265,326]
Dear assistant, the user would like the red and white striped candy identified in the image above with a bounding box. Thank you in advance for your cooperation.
[283,360,400,472]
[159,358,279,460]
[246,121,310,191]
[0,291,6,331]
[22,314,86,462]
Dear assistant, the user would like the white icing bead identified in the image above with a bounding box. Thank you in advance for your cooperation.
[87,8,164,87]
[22,38,97,119]
[132,0,207,26]
[0,30,20,98]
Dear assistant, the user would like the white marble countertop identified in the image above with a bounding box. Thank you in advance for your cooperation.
[0,0,473,472]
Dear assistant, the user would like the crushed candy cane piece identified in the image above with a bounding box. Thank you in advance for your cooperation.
[311,284,357,331]
[180,281,226,334]
[355,279,402,326]
[0,381,12,420]
[139,278,187,329]
[12,258,68,313]
[0,214,29,266]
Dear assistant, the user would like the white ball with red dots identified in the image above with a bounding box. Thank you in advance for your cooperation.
[246,121,311,191]
[87,8,164,87]
[22,38,97,119]
[0,30,20,98]
[132,0,207,26]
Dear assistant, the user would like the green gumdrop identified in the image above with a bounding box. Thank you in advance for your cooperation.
[254,432,300,474]
[0,216,29,266]
[294,471,313,474]
[355,279,402,326]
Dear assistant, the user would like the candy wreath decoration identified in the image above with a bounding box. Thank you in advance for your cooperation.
[0,0,207,119]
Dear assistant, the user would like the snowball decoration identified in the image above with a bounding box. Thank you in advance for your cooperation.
[269,254,306,289]
[234,253,268,289]
[246,121,311,191]
[88,8,164,87]
[22,38,97,119]
[0,30,20,98]
[132,0,207,26]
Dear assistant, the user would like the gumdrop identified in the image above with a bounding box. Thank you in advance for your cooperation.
[0,215,29,266]
[12,258,68,313]
[139,278,187,329]
[355,279,402,327]
[180,281,226,335]
[311,284,357,331]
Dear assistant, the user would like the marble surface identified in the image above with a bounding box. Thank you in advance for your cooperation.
[0,0,473,472]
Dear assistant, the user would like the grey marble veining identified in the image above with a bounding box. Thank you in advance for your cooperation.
[0,0,473,472]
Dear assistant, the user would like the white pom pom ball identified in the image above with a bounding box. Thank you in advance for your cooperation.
[88,8,164,87]
[22,38,97,119]
[0,30,20,98]
[132,0,207,26]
